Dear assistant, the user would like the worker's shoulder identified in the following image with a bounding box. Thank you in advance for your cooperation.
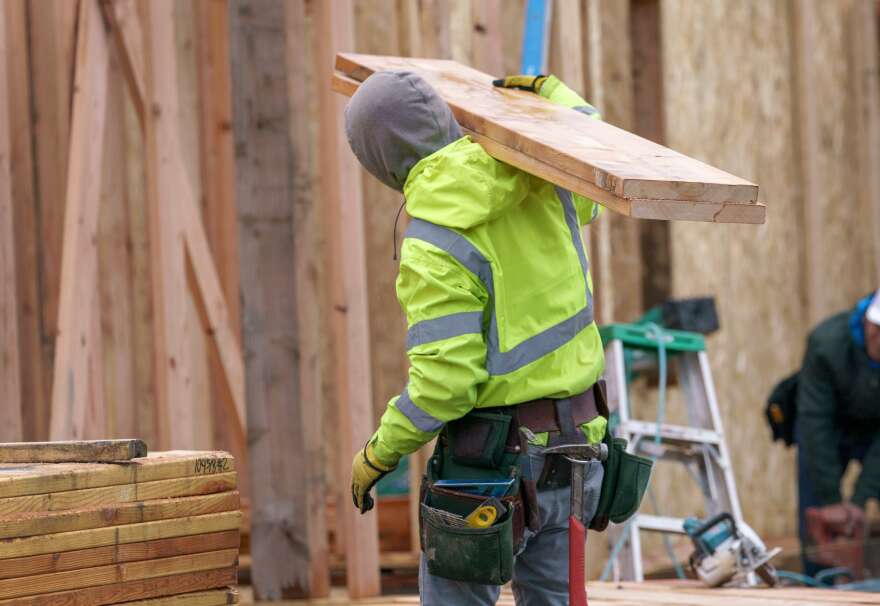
[806,311,852,355]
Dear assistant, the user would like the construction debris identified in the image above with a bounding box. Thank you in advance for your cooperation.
[0,450,240,605]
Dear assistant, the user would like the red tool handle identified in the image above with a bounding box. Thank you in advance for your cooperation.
[569,514,588,606]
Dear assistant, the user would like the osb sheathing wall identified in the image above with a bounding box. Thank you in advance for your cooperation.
[662,0,878,540]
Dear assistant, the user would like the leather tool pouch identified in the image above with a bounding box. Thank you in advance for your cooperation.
[589,432,653,531]
[446,412,511,469]
[419,448,524,585]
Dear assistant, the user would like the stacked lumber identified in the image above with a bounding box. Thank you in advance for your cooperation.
[0,449,241,605]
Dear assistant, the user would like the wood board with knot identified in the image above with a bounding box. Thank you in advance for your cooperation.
[332,53,765,224]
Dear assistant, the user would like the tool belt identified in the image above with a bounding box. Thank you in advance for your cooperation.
[418,381,652,584]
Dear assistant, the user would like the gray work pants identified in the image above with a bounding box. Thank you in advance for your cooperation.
[419,446,604,606]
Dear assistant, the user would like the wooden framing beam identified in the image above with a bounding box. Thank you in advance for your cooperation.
[850,0,880,283]
[0,4,23,441]
[5,0,46,441]
[28,0,79,387]
[49,0,110,440]
[789,0,823,325]
[104,0,246,449]
[315,0,381,599]
[99,0,145,127]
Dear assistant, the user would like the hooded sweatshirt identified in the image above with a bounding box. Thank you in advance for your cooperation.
[345,71,606,465]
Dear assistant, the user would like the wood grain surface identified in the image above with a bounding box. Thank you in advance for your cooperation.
[333,53,764,224]
[0,548,237,599]
[0,510,241,559]
[0,440,147,463]
[0,451,235,498]
[0,568,237,606]
[0,491,238,539]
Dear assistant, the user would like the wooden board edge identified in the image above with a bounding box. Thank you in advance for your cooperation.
[630,199,767,224]
[0,568,238,606]
[333,68,763,224]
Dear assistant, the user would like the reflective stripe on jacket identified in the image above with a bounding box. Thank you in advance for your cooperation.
[371,77,606,465]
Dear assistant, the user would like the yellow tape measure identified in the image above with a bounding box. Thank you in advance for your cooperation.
[465,505,498,528]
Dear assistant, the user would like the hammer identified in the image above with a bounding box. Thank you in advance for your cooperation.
[543,443,608,606]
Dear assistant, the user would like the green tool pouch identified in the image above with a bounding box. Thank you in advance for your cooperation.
[417,441,524,585]
[589,433,653,531]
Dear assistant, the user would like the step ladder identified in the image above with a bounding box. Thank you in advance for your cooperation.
[599,323,743,581]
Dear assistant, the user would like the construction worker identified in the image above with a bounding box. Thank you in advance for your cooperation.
[346,71,611,605]
[795,289,880,575]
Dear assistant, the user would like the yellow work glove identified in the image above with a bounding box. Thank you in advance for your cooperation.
[351,442,398,513]
[492,74,549,93]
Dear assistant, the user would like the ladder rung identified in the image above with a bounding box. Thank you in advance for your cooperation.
[630,514,687,534]
[619,420,721,445]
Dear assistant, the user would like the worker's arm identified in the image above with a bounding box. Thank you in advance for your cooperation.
[494,75,603,225]
[853,437,880,507]
[797,335,845,505]
[369,239,489,467]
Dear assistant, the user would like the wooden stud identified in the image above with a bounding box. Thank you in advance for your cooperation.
[789,0,823,325]
[0,439,147,464]
[315,0,381,599]
[0,491,238,540]
[0,531,240,580]
[97,49,138,438]
[27,0,79,399]
[0,450,234,498]
[139,0,195,450]
[631,0,671,309]
[0,512,241,559]
[227,0,328,597]
[0,473,238,517]
[850,0,880,283]
[0,568,237,606]
[194,0,246,473]
[4,0,46,441]
[49,0,111,441]
[0,4,23,441]
[0,549,238,599]
[99,0,145,126]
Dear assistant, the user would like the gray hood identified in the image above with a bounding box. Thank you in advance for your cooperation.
[344,71,462,192]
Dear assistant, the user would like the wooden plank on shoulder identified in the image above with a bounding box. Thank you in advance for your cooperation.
[0,472,237,517]
[0,451,234,498]
[0,490,238,539]
[0,440,147,463]
[0,568,237,606]
[0,510,240,559]
[0,2,23,441]
[49,0,111,440]
[333,53,763,223]
[0,530,239,580]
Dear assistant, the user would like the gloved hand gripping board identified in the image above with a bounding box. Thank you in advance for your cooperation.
[332,53,764,224]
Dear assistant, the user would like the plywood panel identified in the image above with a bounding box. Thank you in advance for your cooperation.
[662,0,802,538]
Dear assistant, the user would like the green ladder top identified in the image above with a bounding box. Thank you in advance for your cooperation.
[598,323,706,353]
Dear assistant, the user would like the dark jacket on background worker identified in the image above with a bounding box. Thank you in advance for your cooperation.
[797,294,880,508]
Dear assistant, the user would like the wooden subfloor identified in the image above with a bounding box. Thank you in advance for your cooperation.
[239,580,880,605]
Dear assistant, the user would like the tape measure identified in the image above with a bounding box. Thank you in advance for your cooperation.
[466,504,499,528]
